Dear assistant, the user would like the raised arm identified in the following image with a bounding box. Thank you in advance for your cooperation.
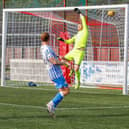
[80,14,88,32]
[74,8,88,32]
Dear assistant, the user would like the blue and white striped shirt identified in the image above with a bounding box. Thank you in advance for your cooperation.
[40,45,63,80]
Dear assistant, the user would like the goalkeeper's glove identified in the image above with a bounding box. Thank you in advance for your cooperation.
[74,8,81,14]
[57,37,64,41]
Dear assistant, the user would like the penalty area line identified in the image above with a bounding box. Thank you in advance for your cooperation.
[0,102,129,110]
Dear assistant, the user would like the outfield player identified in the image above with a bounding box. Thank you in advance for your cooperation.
[40,32,70,118]
[57,8,88,89]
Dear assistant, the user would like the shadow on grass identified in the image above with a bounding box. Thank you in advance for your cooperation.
[0,112,129,121]
[0,114,52,120]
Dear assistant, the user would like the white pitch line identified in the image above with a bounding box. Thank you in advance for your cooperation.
[2,86,120,95]
[0,102,129,110]
[0,102,44,109]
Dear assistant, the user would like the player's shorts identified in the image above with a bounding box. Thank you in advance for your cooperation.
[64,49,85,65]
[52,75,68,89]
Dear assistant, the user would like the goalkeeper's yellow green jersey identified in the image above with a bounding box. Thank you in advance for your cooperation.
[64,14,88,49]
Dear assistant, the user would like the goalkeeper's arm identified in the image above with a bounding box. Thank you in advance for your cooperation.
[57,37,64,42]
[74,8,88,32]
[57,36,75,44]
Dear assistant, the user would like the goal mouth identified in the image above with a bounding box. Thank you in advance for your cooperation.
[1,4,129,95]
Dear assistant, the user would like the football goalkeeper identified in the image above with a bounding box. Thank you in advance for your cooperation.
[57,8,88,89]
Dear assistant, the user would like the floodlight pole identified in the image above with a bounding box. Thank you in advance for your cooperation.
[86,0,88,6]
[3,0,5,8]
[64,0,66,7]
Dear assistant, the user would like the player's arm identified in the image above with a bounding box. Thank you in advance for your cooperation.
[46,48,69,66]
[49,57,70,66]
[64,36,75,44]
[74,8,88,32]
[80,14,88,32]
[57,36,75,44]
[49,57,63,65]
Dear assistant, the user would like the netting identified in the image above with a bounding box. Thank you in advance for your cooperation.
[1,5,129,94]
[3,10,78,86]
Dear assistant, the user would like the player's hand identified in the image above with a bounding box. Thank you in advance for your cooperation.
[59,56,63,59]
[57,37,64,41]
[74,8,81,14]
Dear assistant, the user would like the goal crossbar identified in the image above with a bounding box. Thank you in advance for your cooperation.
[3,4,128,12]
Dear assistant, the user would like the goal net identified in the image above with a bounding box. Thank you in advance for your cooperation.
[1,5,129,95]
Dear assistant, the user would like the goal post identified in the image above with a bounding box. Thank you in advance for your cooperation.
[1,4,129,95]
[1,10,8,87]
[123,4,129,95]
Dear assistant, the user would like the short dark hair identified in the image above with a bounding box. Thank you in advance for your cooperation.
[41,32,50,41]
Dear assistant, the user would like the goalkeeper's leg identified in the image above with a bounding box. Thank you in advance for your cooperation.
[74,65,80,89]
[61,51,75,76]
[73,50,85,89]
[61,56,81,89]
[60,57,71,68]
[61,57,74,76]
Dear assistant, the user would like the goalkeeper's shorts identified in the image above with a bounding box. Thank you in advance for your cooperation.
[64,49,85,65]
[52,75,68,89]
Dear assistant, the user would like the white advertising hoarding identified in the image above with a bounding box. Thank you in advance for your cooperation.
[80,61,125,85]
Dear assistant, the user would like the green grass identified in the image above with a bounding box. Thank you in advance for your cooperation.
[0,86,129,129]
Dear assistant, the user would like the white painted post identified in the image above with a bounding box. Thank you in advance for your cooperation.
[1,10,8,86]
[123,5,129,95]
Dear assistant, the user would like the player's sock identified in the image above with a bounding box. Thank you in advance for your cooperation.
[52,92,64,107]
[75,70,80,89]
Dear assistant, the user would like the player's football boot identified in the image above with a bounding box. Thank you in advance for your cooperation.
[46,101,56,119]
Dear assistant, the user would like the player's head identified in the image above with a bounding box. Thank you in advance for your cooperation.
[41,32,50,42]
[78,24,83,31]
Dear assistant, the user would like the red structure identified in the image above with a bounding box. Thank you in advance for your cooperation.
[58,32,72,84]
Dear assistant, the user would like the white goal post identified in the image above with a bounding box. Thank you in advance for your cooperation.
[1,4,129,95]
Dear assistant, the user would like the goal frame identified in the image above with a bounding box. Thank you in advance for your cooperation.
[1,4,129,95]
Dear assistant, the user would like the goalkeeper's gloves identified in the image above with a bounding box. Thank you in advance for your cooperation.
[74,8,81,14]
[57,37,64,41]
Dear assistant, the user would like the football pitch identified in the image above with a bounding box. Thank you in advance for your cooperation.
[0,86,129,129]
